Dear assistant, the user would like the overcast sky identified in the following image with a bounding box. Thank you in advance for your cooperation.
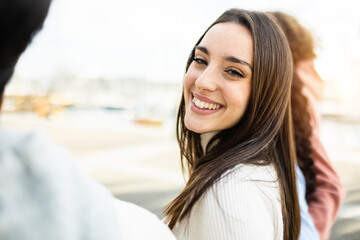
[12,0,360,91]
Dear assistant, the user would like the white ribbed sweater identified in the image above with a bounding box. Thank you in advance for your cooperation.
[172,133,283,240]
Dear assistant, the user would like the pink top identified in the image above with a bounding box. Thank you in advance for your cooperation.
[297,59,346,240]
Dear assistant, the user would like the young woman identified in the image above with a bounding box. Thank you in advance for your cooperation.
[164,9,300,240]
[269,11,345,240]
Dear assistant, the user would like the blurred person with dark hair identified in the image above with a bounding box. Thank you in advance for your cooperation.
[0,0,51,103]
[268,11,345,240]
[0,0,176,239]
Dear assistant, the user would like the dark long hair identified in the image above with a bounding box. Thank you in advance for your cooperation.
[164,9,300,240]
[0,0,52,105]
[269,11,317,199]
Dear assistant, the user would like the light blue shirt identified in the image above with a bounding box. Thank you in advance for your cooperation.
[0,128,121,240]
[296,166,320,240]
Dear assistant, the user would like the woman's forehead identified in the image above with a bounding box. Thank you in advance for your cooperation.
[198,22,254,66]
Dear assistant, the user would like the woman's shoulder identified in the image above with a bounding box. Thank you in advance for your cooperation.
[220,163,279,184]
[210,163,281,206]
[178,163,283,239]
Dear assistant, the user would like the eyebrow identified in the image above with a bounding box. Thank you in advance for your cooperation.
[195,46,208,55]
[195,45,253,70]
[225,56,253,70]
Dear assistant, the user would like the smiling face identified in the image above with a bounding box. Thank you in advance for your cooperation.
[183,22,253,134]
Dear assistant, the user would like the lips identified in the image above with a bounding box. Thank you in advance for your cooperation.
[191,93,223,110]
[192,97,221,110]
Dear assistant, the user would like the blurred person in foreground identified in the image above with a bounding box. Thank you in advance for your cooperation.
[268,11,345,240]
[0,0,176,239]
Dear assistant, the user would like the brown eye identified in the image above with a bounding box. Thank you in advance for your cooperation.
[193,58,207,65]
[226,69,244,78]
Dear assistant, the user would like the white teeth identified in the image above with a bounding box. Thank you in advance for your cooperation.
[192,96,221,110]
[195,99,200,106]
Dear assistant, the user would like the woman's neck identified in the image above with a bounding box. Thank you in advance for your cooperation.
[200,131,219,153]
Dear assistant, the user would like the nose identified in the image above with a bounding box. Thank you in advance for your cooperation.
[195,66,218,92]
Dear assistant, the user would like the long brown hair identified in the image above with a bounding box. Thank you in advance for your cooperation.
[164,9,300,239]
[269,11,317,199]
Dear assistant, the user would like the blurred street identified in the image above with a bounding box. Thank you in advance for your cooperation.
[331,161,360,239]
[1,111,359,239]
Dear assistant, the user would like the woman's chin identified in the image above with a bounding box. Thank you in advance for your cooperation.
[184,120,214,134]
